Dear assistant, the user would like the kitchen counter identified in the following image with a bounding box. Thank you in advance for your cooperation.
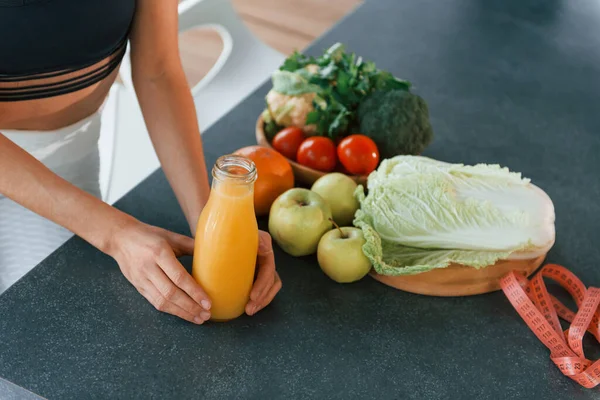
[2,0,600,398]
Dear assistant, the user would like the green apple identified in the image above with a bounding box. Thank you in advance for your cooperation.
[269,188,333,256]
[311,173,359,226]
[317,227,372,283]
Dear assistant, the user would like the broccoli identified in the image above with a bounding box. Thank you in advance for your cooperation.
[358,90,433,159]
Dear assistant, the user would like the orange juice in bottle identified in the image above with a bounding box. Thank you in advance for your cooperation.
[192,155,259,321]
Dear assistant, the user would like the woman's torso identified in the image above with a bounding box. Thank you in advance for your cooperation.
[0,0,136,130]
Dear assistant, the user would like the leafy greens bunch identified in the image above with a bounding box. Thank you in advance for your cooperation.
[269,43,411,139]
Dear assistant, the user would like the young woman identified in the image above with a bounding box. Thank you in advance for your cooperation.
[0,0,281,324]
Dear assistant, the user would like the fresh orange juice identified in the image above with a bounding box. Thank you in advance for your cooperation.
[192,155,259,321]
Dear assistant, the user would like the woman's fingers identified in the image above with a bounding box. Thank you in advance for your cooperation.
[147,261,210,321]
[247,272,282,316]
[169,232,195,256]
[247,231,282,316]
[138,280,207,325]
[250,232,276,302]
[158,249,212,311]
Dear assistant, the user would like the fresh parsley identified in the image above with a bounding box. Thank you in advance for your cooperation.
[278,43,411,139]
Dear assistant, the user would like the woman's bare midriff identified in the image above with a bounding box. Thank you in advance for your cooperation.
[0,57,122,132]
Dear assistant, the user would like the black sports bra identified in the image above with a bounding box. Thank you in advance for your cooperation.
[0,0,136,101]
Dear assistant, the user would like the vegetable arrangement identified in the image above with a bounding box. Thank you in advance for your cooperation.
[256,44,557,293]
[262,43,434,175]
[353,156,556,276]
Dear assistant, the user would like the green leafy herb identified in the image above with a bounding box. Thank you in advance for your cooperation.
[271,70,322,96]
[279,51,315,72]
[261,108,281,141]
[275,43,412,139]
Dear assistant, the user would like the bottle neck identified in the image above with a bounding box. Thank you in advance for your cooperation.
[211,178,254,194]
[211,154,257,198]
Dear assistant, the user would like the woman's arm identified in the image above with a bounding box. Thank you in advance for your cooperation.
[129,1,282,315]
[0,134,211,324]
[129,0,210,234]
[0,134,131,253]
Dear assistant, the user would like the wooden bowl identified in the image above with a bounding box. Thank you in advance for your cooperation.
[255,115,368,186]
[370,254,547,296]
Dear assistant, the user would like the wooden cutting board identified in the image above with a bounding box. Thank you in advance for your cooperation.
[370,254,546,296]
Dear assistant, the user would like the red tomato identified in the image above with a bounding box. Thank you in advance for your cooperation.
[334,161,351,175]
[337,134,380,175]
[296,137,337,172]
[271,127,305,161]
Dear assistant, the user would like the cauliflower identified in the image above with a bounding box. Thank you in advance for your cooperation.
[266,89,317,135]
[304,64,319,74]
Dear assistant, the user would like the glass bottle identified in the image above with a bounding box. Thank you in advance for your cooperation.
[192,155,259,321]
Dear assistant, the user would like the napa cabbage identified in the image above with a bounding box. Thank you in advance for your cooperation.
[354,156,555,275]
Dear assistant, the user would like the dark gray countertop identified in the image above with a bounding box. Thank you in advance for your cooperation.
[2,0,600,399]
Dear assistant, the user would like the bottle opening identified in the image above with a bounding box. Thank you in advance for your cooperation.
[213,155,257,184]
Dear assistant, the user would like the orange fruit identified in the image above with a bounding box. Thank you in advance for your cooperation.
[234,146,294,216]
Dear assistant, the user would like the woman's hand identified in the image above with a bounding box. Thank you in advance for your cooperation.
[108,221,211,325]
[245,231,282,316]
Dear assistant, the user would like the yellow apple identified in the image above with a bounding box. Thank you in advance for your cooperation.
[311,173,359,226]
[317,227,372,283]
[269,188,332,256]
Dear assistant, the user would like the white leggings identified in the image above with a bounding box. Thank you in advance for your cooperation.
[0,113,102,294]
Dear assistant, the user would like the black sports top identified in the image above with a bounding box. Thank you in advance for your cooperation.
[0,0,136,101]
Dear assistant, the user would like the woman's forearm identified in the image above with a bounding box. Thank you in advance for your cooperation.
[133,68,210,234]
[0,133,137,254]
